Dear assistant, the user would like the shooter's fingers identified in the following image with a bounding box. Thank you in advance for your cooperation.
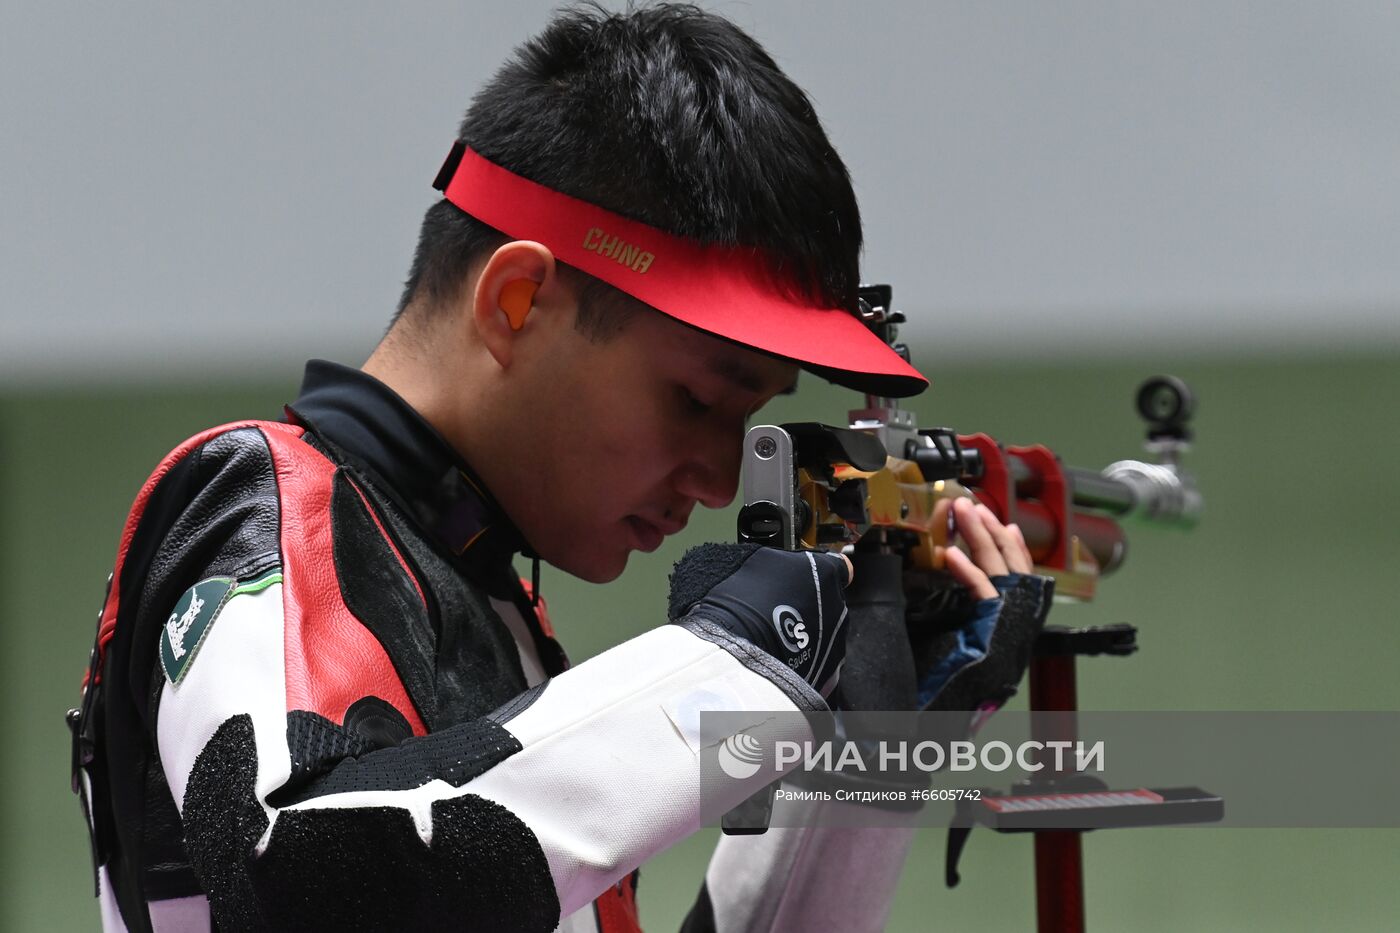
[975,502,1033,575]
[1005,522,1033,574]
[943,543,999,600]
[952,497,1009,578]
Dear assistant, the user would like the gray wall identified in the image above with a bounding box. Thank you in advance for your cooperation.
[4,1,1399,383]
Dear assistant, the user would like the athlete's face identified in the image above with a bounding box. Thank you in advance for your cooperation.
[511,303,797,583]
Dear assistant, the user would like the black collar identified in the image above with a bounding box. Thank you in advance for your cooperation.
[285,360,527,571]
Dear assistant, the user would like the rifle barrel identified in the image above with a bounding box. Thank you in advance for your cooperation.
[1006,458,1136,514]
[1019,458,1200,526]
[1063,468,1137,514]
[912,446,1135,514]
[908,435,1198,525]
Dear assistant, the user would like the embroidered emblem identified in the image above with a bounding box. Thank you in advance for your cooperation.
[159,577,235,684]
[166,592,204,660]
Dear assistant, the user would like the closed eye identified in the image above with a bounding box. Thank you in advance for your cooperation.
[679,385,713,416]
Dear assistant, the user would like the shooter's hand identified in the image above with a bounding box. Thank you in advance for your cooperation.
[914,496,1052,714]
[669,544,854,697]
[934,496,1034,599]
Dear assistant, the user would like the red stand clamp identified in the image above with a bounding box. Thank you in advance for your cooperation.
[1008,444,1071,571]
[957,433,1013,522]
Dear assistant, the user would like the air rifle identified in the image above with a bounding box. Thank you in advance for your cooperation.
[737,283,1201,598]
[731,284,1214,933]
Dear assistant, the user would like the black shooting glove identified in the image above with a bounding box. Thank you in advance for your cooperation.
[668,543,851,696]
[909,571,1054,716]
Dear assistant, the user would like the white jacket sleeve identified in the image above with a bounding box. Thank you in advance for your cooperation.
[156,581,822,932]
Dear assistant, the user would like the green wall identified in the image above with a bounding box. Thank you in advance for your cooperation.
[5,352,1398,931]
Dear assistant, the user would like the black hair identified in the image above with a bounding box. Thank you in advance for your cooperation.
[396,2,862,339]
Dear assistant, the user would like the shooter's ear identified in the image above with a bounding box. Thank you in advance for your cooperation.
[499,280,539,331]
[472,241,555,368]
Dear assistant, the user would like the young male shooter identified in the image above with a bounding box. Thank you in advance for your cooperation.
[71,5,1041,931]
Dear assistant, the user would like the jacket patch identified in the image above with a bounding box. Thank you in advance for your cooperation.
[160,577,235,683]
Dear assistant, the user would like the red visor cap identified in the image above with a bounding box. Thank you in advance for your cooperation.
[435,145,929,399]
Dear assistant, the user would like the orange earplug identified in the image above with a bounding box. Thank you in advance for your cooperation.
[500,279,539,331]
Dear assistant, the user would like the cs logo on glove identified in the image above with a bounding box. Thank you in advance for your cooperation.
[770,605,809,652]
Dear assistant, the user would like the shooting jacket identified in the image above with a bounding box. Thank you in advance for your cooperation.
[73,360,912,933]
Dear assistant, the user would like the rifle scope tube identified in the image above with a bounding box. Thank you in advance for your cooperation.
[913,446,1136,515]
